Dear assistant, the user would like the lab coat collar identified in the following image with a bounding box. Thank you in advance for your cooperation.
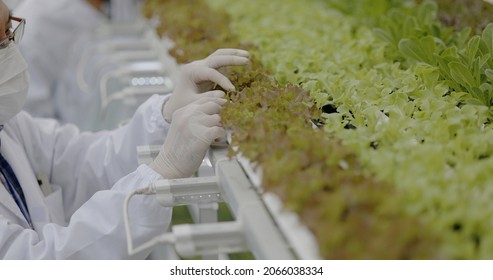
[0,133,51,229]
[0,181,30,228]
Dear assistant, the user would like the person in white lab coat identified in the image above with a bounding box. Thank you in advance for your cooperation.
[0,1,250,259]
[15,0,110,118]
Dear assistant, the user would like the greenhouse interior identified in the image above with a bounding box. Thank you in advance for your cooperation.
[2,0,493,260]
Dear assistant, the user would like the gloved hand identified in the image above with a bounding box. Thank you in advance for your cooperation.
[150,93,227,179]
[162,48,249,122]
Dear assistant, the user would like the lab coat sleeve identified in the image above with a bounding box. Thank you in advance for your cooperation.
[17,94,170,218]
[0,164,171,259]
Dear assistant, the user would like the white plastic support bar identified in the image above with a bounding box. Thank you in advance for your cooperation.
[123,184,241,257]
[98,57,162,99]
[99,66,172,110]
[101,85,172,111]
[181,203,220,260]
[172,221,247,258]
[136,145,222,259]
[209,147,296,259]
[262,193,321,259]
[91,51,157,82]
[93,20,149,38]
[124,61,164,73]
[198,156,215,178]
[154,176,223,207]
[187,203,219,227]
[78,40,155,93]
[77,44,112,93]
[137,145,161,165]
[104,50,158,66]
[229,147,321,259]
[152,36,180,84]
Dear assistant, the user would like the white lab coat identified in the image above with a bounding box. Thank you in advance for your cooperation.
[4,0,24,9]
[16,0,107,118]
[0,94,171,259]
[111,0,138,22]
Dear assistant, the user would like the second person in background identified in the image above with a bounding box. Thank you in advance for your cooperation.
[14,0,110,119]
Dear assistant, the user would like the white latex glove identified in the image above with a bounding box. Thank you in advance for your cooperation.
[150,93,227,179]
[163,48,249,122]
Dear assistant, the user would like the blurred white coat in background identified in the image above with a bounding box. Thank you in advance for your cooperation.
[3,0,22,9]
[111,0,138,22]
[15,0,107,118]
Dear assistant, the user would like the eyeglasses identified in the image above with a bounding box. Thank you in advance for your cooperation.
[0,17,26,50]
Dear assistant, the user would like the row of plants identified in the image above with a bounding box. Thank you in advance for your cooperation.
[143,0,493,258]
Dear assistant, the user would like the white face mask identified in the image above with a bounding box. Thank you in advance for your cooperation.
[0,44,29,125]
